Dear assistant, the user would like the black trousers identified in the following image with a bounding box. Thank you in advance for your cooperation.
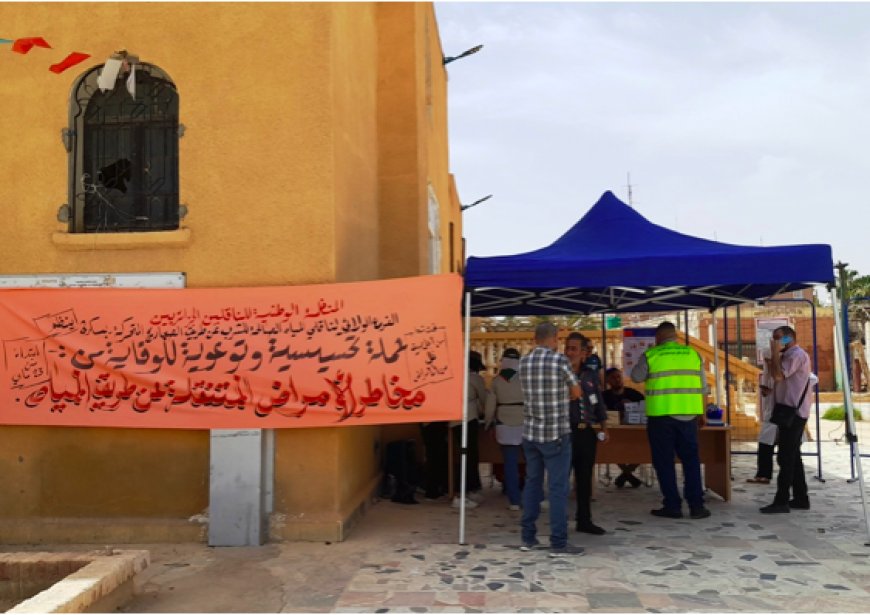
[756,442,775,480]
[571,427,598,524]
[420,422,448,498]
[774,416,808,505]
[617,464,640,478]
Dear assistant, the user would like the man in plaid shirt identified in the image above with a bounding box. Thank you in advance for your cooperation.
[519,322,583,557]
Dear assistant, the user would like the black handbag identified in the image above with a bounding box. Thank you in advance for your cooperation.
[770,379,810,429]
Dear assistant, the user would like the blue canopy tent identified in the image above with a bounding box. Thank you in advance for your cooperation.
[466,191,834,316]
[454,190,843,544]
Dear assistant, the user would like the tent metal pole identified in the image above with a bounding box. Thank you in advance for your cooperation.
[723,307,732,424]
[810,298,824,481]
[601,313,607,374]
[711,310,722,408]
[459,291,471,545]
[831,285,870,546]
[684,309,689,344]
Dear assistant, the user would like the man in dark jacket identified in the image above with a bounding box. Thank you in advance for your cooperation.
[564,332,609,535]
[602,367,645,488]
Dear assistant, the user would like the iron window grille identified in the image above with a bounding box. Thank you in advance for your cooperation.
[67,63,180,233]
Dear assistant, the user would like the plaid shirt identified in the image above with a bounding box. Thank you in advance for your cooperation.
[519,346,579,442]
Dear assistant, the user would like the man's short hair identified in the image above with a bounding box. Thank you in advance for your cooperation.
[534,321,559,343]
[775,325,797,339]
[502,347,521,360]
[656,321,677,339]
[566,331,586,345]
[605,367,621,376]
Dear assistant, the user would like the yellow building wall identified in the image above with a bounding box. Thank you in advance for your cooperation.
[0,1,460,543]
[272,3,383,541]
[376,3,429,279]
[333,4,380,284]
[425,10,461,276]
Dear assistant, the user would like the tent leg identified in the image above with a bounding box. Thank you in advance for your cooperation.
[831,286,870,546]
[810,299,824,482]
[459,292,471,546]
[684,309,689,344]
[711,310,722,408]
[723,307,731,424]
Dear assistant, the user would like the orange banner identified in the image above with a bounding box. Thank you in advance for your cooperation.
[0,274,464,429]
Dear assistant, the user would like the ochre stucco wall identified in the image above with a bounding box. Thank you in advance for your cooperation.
[0,2,461,543]
[332,3,380,284]
[376,3,428,279]
[0,2,337,285]
[378,4,464,460]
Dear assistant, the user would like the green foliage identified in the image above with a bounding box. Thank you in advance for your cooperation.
[842,268,870,325]
[822,405,863,421]
[481,315,602,332]
[846,271,870,300]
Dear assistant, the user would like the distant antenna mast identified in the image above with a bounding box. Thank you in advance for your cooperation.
[626,172,635,206]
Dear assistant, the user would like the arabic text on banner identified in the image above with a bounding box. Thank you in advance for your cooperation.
[0,274,464,429]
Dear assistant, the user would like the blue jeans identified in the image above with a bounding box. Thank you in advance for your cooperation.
[521,433,571,548]
[647,416,704,512]
[501,444,521,506]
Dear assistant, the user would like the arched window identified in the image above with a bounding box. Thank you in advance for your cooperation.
[66,61,180,233]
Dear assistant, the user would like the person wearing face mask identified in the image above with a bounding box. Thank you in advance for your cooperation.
[484,348,525,511]
[564,332,609,535]
[451,350,487,509]
[749,347,818,487]
[760,326,813,514]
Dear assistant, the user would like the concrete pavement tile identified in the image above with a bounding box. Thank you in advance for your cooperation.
[480,592,515,611]
[775,594,870,612]
[336,591,393,607]
[383,592,438,607]
[585,592,643,610]
[667,592,728,610]
[718,593,786,611]
[456,591,485,607]
[502,591,586,610]
[634,591,675,610]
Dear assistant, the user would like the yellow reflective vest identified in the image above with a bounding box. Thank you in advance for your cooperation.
[644,342,704,416]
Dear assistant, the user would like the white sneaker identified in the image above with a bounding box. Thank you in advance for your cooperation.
[540,500,550,511]
[468,491,485,504]
[452,496,478,509]
[507,504,521,511]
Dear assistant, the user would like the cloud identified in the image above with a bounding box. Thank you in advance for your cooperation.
[437,2,870,273]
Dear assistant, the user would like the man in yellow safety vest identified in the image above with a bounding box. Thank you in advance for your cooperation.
[630,321,711,520]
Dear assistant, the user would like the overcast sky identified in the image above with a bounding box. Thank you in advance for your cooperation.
[435,2,870,279]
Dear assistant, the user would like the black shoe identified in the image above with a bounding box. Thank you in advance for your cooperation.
[614,475,627,488]
[760,503,790,514]
[650,508,683,519]
[628,475,643,488]
[788,499,810,510]
[575,522,606,535]
[689,507,711,519]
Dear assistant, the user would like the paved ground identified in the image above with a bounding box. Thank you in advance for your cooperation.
[112,422,870,613]
[8,419,870,613]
